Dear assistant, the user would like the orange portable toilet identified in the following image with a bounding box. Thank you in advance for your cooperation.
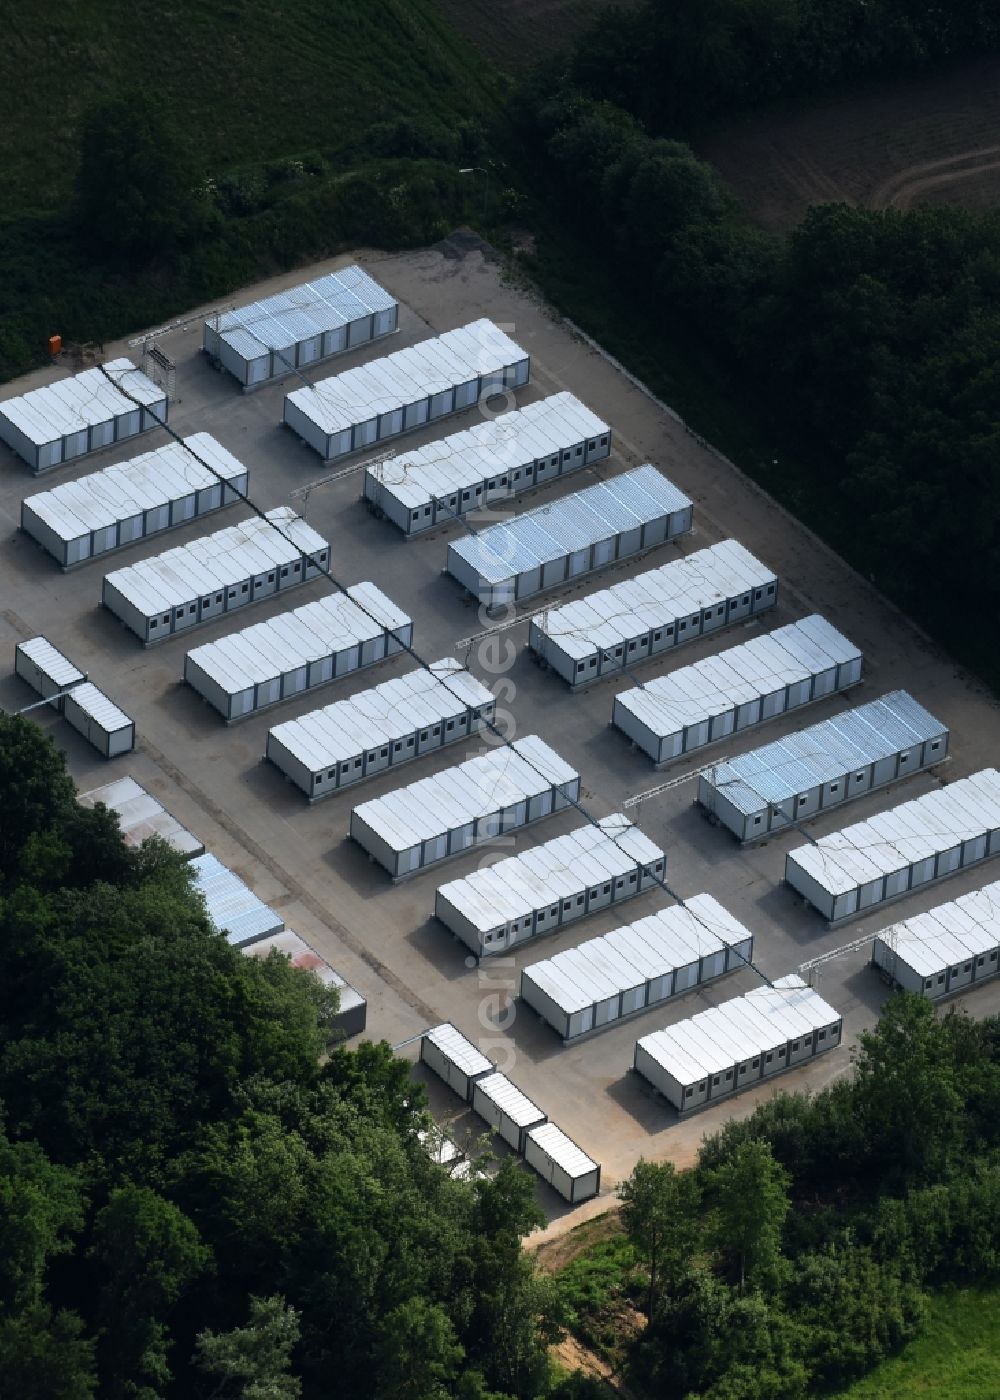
[48,334,62,357]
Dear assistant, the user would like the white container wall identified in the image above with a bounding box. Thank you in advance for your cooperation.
[102,508,329,646]
[204,265,398,390]
[0,359,167,473]
[266,657,495,799]
[419,1022,494,1103]
[364,391,612,535]
[524,1123,601,1204]
[785,768,1000,926]
[634,974,843,1114]
[435,814,666,958]
[471,1071,547,1153]
[520,894,755,1043]
[62,682,135,758]
[284,319,530,461]
[241,930,367,1037]
[529,539,779,688]
[78,776,204,858]
[14,636,85,712]
[185,581,412,723]
[189,853,285,948]
[447,464,693,609]
[871,880,1000,1001]
[613,614,863,766]
[20,434,249,569]
[350,735,581,881]
[699,690,949,843]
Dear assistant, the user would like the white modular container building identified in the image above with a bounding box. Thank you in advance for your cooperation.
[634,974,842,1114]
[446,464,693,609]
[101,508,329,646]
[62,682,134,758]
[529,539,779,688]
[613,615,862,766]
[78,776,204,858]
[350,735,581,881]
[419,1022,494,1103]
[520,894,755,1043]
[0,359,167,473]
[184,582,411,723]
[241,929,367,1037]
[204,265,398,390]
[284,319,530,461]
[434,814,666,958]
[14,636,85,711]
[471,1071,547,1153]
[266,657,495,799]
[699,690,948,844]
[20,434,249,569]
[785,768,1000,926]
[363,391,612,536]
[189,852,284,948]
[871,881,1000,1001]
[524,1123,601,1204]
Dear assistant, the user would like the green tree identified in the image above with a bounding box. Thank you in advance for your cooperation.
[0,1128,86,1309]
[0,714,76,886]
[373,1297,463,1400]
[0,1305,96,1400]
[618,1158,700,1315]
[705,1139,790,1292]
[194,1295,301,1400]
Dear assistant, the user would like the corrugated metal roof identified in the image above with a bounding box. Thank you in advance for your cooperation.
[526,1121,598,1179]
[212,266,396,361]
[423,1022,494,1079]
[17,636,85,689]
[189,853,284,948]
[66,682,132,733]
[474,1071,546,1128]
[78,776,203,857]
[0,359,165,447]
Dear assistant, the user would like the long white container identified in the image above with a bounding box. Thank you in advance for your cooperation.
[699,690,949,843]
[871,880,1000,1001]
[471,1071,547,1153]
[184,582,411,723]
[63,682,135,758]
[205,265,398,390]
[350,735,581,881]
[613,615,862,766]
[0,358,167,473]
[419,1022,494,1103]
[189,853,284,948]
[266,657,495,799]
[102,508,329,646]
[20,434,249,569]
[529,539,779,688]
[14,635,85,712]
[634,974,842,1114]
[241,929,367,1037]
[785,768,1000,926]
[364,391,612,535]
[520,894,754,1043]
[524,1122,601,1203]
[447,464,693,609]
[284,319,530,461]
[78,776,204,858]
[435,814,666,958]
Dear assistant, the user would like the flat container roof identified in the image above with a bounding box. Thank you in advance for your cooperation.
[422,1022,494,1079]
[525,1122,599,1179]
[189,853,284,948]
[17,635,85,689]
[78,776,203,857]
[0,358,165,447]
[211,265,396,362]
[66,681,131,732]
[474,1071,545,1128]
[873,879,1000,976]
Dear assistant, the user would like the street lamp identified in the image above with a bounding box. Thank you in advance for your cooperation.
[459,165,489,222]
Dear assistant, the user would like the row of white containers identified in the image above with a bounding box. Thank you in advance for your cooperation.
[434,815,666,959]
[284,319,530,462]
[520,895,755,1043]
[872,880,1000,1001]
[205,265,399,390]
[364,391,612,535]
[612,614,862,765]
[14,637,134,758]
[529,539,779,687]
[699,690,949,844]
[20,434,248,569]
[350,736,581,880]
[0,358,168,473]
[419,1023,600,1203]
[786,768,1000,925]
[101,508,329,645]
[184,582,412,722]
[447,464,693,608]
[266,658,496,800]
[634,975,843,1115]
[79,777,204,858]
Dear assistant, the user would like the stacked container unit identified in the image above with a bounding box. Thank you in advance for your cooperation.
[266,657,495,799]
[78,777,204,858]
[785,768,1000,926]
[189,853,284,948]
[871,881,1000,1001]
[434,815,666,958]
[420,1022,494,1103]
[529,539,779,688]
[204,265,399,390]
[634,974,843,1114]
[184,582,411,723]
[284,319,530,461]
[523,1123,601,1204]
[101,508,329,645]
[62,682,135,758]
[471,1072,547,1154]
[0,359,168,473]
[613,615,862,766]
[446,464,693,608]
[14,636,85,711]
[20,434,249,569]
[350,735,581,881]
[520,895,755,1043]
[699,690,949,843]
[364,391,612,535]
[242,930,367,1037]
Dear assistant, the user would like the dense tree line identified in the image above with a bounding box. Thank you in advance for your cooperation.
[0,716,558,1398]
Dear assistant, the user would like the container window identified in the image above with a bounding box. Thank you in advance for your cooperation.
[588,440,596,450]
[600,435,608,445]
[685,1087,694,1098]
[241,583,249,594]
[327,769,335,780]
[577,662,585,673]
[792,1041,800,1051]
[712,1075,720,1086]
[699,1082,706,1092]
[830,783,839,793]
[765,1053,773,1063]
[818,1029,826,1039]
[603,883,611,894]
[654,630,662,641]
[446,720,455,731]
[900,752,909,763]
[767,583,775,594]
[406,736,415,747]
[725,1070,733,1080]
[797,796,807,807]
[267,573,275,584]
[281,566,288,578]
[931,740,940,750]
[216,593,223,604]
[353,758,362,769]
[753,815,762,825]
[412,511,420,522]
[742,594,750,604]
[576,895,585,907]
[752,1057,760,1067]
[202,597,211,608]
[150,618,158,630]
[563,901,572,912]
[188,604,196,615]
[420,730,428,742]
